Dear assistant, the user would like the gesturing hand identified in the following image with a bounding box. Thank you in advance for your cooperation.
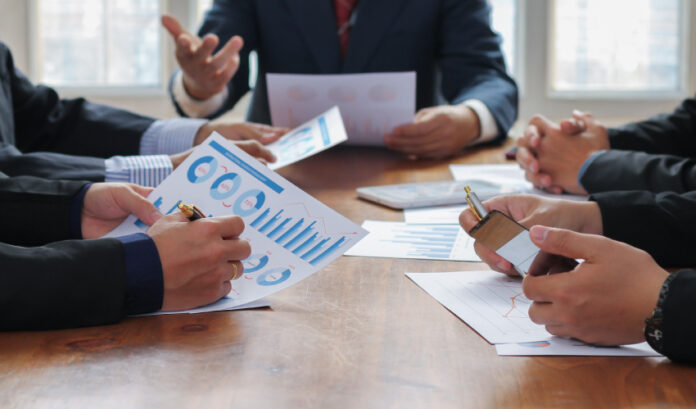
[162,14,243,100]
[81,183,162,239]
[523,226,668,346]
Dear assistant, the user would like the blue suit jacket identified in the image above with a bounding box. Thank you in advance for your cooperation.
[171,0,518,141]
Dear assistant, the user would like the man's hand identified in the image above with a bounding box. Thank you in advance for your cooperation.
[516,111,610,194]
[523,226,668,346]
[147,213,251,311]
[385,105,481,159]
[459,195,602,276]
[162,14,242,100]
[81,183,162,239]
[194,121,289,146]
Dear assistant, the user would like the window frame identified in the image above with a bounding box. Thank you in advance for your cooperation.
[28,0,169,97]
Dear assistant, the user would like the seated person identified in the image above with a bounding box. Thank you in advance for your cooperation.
[0,174,250,330]
[0,42,284,187]
[162,0,519,159]
[515,97,696,195]
[459,194,696,363]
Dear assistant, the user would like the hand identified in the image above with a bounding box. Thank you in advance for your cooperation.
[162,14,242,100]
[459,194,602,276]
[516,111,610,194]
[194,120,288,146]
[147,213,251,311]
[523,225,668,346]
[385,105,481,159]
[81,183,162,239]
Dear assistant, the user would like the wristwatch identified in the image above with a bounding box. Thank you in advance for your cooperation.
[644,272,679,353]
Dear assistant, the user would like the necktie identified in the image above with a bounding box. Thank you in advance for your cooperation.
[334,0,359,58]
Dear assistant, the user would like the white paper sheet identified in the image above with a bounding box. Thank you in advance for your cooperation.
[403,205,468,224]
[106,132,367,308]
[406,270,661,356]
[344,221,479,261]
[267,72,416,146]
[495,337,660,357]
[267,106,347,170]
[449,164,588,201]
[133,298,271,317]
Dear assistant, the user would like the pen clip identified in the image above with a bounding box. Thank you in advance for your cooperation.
[464,186,482,221]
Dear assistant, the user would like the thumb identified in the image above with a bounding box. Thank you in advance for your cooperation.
[560,118,586,135]
[529,225,603,261]
[120,186,163,226]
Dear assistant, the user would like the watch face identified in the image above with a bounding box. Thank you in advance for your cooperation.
[644,318,664,353]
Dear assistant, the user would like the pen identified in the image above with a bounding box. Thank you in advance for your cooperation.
[178,202,206,221]
[464,186,488,221]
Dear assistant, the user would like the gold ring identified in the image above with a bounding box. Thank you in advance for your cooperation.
[231,263,239,279]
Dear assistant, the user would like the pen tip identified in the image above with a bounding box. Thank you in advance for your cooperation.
[464,185,472,194]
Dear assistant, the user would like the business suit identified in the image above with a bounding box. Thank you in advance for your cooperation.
[173,0,518,140]
[0,173,128,330]
[0,42,155,181]
[580,95,696,194]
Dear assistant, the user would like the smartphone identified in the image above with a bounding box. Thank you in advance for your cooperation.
[357,180,507,209]
[468,210,577,276]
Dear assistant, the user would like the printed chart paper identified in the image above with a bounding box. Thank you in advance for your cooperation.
[267,72,415,145]
[404,205,468,224]
[135,299,271,317]
[344,221,479,261]
[407,270,661,356]
[449,164,588,201]
[107,132,367,310]
[267,106,347,170]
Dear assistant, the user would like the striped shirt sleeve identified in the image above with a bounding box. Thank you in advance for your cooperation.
[139,118,207,156]
[104,155,174,188]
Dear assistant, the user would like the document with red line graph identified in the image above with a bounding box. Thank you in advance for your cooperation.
[106,132,367,312]
[407,271,661,356]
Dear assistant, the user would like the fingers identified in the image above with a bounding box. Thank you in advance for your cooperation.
[516,146,539,174]
[473,242,518,276]
[524,169,553,189]
[118,185,162,226]
[527,301,562,325]
[210,35,243,72]
[529,225,604,261]
[208,215,246,238]
[391,115,445,140]
[161,14,185,39]
[459,208,481,232]
[234,140,277,163]
[193,33,220,63]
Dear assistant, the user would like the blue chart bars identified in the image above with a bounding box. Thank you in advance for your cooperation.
[250,207,347,266]
[390,225,459,259]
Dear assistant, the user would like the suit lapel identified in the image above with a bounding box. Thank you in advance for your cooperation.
[342,0,410,72]
[282,0,342,72]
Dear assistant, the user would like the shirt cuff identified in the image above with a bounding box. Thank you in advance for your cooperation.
[116,233,164,315]
[69,183,92,239]
[139,118,206,156]
[463,99,500,146]
[105,155,174,188]
[172,70,229,118]
[577,150,607,190]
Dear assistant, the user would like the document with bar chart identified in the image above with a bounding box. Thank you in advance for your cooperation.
[105,132,367,309]
[344,221,480,261]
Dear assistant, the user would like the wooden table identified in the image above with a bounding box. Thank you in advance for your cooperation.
[1,143,695,409]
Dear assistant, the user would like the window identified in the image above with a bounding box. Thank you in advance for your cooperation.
[197,0,213,23]
[489,0,518,77]
[33,0,161,89]
[551,0,683,94]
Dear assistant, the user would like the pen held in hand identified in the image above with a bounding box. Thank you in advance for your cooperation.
[178,202,206,221]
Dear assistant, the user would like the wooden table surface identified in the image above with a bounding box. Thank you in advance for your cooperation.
[1,142,695,409]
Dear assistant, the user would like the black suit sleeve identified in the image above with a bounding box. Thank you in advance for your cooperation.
[608,95,696,156]
[661,269,696,363]
[0,239,127,331]
[592,190,696,267]
[581,150,696,194]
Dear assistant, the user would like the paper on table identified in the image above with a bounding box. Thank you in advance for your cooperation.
[267,72,415,146]
[449,164,588,201]
[344,221,479,261]
[406,270,661,356]
[403,204,468,224]
[495,337,660,357]
[133,298,271,317]
[106,132,367,308]
[267,106,347,170]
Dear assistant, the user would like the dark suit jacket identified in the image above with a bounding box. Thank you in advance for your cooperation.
[0,173,128,330]
[581,95,696,194]
[0,42,155,181]
[172,0,518,140]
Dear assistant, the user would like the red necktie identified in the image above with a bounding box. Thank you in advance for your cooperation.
[334,0,359,58]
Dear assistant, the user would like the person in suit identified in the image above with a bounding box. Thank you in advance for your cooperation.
[163,0,518,159]
[0,173,250,331]
[0,42,284,187]
[514,96,696,195]
[458,194,696,363]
